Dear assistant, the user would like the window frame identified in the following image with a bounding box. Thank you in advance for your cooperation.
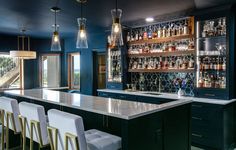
[0,52,24,90]
[39,53,61,88]
[68,52,80,90]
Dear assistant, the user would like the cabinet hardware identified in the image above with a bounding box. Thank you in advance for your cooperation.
[192,133,203,138]
[192,117,202,120]
[204,93,215,97]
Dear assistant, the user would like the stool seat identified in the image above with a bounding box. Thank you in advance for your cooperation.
[48,109,121,150]
[0,97,21,133]
[85,129,121,150]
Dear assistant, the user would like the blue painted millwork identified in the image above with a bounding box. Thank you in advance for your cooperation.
[0,26,107,94]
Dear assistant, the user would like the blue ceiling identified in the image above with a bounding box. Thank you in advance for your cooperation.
[0,0,235,38]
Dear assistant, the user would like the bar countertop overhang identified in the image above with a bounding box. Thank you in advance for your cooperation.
[4,89,192,120]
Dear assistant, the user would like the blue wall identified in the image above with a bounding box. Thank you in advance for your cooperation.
[63,27,107,95]
[0,26,107,95]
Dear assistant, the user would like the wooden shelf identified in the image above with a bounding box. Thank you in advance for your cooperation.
[128,69,195,73]
[128,50,195,57]
[128,34,194,45]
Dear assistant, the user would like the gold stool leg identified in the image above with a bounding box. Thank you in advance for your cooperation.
[65,133,79,150]
[0,109,5,150]
[6,113,9,150]
[19,115,26,150]
[30,122,34,150]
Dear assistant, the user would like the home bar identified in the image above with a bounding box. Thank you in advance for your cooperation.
[0,0,236,150]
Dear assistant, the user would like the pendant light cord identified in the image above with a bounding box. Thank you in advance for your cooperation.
[55,10,57,31]
[81,1,83,18]
[115,0,118,16]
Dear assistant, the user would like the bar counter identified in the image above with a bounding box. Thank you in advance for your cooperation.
[4,89,192,119]
[4,89,192,150]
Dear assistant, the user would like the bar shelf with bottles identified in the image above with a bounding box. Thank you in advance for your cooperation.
[107,45,122,83]
[127,17,195,73]
[196,17,227,90]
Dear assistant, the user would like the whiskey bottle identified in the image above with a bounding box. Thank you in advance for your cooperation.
[139,29,143,41]
[162,26,166,38]
[143,27,148,40]
[127,32,131,42]
[222,57,226,71]
[135,31,139,41]
[183,19,189,35]
[148,26,153,39]
[157,25,162,38]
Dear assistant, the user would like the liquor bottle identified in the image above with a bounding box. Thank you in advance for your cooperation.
[183,19,189,35]
[143,27,148,40]
[135,31,139,41]
[152,26,158,39]
[222,57,226,71]
[162,26,166,38]
[131,31,135,41]
[216,19,222,36]
[167,24,171,37]
[148,26,153,39]
[222,18,226,35]
[157,25,162,38]
[159,56,163,69]
[127,32,131,42]
[188,55,194,69]
[198,72,204,88]
[139,28,143,41]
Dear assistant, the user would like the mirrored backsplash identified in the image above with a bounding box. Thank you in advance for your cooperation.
[130,72,195,96]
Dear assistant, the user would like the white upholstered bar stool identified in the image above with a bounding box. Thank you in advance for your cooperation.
[0,96,21,150]
[47,109,121,150]
[18,102,49,150]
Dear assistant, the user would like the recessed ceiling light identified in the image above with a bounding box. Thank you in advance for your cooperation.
[145,17,154,22]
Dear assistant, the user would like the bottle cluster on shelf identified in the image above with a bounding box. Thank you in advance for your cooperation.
[201,17,226,38]
[128,39,194,54]
[198,56,226,71]
[107,48,122,82]
[129,55,195,70]
[198,72,226,89]
[127,18,192,42]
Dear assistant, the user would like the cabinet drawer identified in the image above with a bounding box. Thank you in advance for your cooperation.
[98,92,117,99]
[137,96,172,104]
[116,94,137,101]
[192,103,222,121]
[192,126,222,149]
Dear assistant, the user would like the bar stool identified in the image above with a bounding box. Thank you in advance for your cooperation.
[47,109,121,150]
[18,102,49,150]
[0,96,21,150]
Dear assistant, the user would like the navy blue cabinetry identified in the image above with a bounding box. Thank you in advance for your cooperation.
[97,91,174,104]
[191,102,234,150]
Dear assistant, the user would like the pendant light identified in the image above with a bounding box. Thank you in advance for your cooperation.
[51,6,61,51]
[110,0,123,46]
[76,0,88,49]
[10,29,36,59]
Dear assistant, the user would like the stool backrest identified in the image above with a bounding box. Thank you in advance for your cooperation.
[19,102,48,145]
[48,109,87,150]
[0,97,21,133]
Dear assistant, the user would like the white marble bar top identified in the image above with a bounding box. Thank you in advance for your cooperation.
[97,89,236,105]
[4,89,192,120]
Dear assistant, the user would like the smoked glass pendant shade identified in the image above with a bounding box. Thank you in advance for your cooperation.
[51,30,61,51]
[76,18,88,49]
[111,9,123,46]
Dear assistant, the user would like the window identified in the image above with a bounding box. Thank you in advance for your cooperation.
[40,54,60,88]
[0,53,23,89]
[68,53,80,90]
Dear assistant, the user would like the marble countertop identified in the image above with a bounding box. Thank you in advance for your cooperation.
[97,89,236,105]
[4,89,192,120]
